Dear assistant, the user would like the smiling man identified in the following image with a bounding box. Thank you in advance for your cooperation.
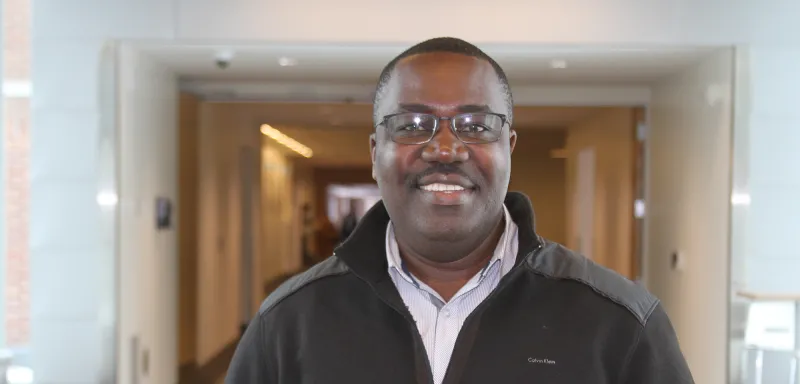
[226,37,694,384]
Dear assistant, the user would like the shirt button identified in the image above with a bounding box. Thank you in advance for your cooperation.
[442,309,451,318]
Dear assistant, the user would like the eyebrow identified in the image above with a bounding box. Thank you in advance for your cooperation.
[397,103,492,114]
[457,104,491,113]
[397,103,434,113]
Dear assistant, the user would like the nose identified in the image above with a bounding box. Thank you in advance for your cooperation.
[420,119,469,164]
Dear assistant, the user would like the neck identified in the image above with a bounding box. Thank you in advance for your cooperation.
[396,211,506,301]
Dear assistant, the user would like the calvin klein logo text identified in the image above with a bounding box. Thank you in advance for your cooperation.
[528,358,556,365]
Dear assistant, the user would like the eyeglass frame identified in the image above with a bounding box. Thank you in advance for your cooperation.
[375,111,511,145]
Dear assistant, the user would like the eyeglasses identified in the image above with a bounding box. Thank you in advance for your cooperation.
[377,112,509,145]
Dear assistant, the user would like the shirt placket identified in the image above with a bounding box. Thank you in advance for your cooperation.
[432,298,460,384]
[394,258,503,384]
[429,262,501,383]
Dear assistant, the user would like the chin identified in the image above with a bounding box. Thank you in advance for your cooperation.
[415,217,476,242]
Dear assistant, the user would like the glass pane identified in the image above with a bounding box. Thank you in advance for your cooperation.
[729,46,800,384]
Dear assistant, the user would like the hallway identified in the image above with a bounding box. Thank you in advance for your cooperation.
[0,0,799,382]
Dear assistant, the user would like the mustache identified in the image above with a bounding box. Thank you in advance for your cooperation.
[408,163,475,187]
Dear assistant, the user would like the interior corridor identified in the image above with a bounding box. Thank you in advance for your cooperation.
[175,100,647,383]
[2,1,800,382]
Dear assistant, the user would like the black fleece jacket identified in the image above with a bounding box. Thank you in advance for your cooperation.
[226,192,694,384]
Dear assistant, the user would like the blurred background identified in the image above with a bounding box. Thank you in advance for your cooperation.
[0,0,799,383]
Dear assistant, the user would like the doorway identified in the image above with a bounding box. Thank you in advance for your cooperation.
[115,42,735,384]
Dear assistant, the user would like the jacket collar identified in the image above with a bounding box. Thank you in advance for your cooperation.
[335,191,541,285]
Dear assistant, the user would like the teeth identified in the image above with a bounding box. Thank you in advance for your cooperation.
[420,183,466,192]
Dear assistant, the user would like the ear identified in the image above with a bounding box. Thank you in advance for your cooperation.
[508,129,517,154]
[369,133,378,180]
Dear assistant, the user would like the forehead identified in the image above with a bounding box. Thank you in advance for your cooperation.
[378,52,506,115]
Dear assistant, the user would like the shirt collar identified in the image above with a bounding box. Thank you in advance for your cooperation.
[386,204,516,283]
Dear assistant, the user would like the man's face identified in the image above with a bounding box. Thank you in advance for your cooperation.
[371,52,516,252]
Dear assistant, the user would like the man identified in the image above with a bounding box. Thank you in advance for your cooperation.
[339,199,359,242]
[227,37,694,384]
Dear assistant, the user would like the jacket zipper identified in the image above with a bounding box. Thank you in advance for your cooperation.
[440,241,545,384]
[333,251,436,384]
[336,240,546,384]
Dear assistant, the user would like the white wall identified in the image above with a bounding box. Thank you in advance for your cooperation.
[171,0,799,45]
[32,0,800,46]
[646,49,734,384]
[117,45,179,384]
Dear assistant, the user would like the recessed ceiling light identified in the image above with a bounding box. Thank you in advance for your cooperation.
[278,57,297,67]
[550,59,567,69]
[260,124,313,158]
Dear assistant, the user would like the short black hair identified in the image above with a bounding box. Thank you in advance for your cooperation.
[373,37,513,124]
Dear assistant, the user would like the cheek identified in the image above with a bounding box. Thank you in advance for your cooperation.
[375,143,414,183]
[472,146,511,184]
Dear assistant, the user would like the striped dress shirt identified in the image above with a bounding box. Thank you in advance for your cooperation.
[386,205,519,384]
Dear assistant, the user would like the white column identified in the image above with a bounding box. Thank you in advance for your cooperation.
[29,1,175,382]
[734,46,800,294]
[731,44,800,384]
[0,0,6,349]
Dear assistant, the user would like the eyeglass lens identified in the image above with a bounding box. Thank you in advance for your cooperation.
[385,113,504,144]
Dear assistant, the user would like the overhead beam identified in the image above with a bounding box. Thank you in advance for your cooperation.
[181,80,651,106]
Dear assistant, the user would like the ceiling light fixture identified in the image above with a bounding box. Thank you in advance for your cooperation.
[260,124,313,158]
[278,57,298,67]
[550,59,568,69]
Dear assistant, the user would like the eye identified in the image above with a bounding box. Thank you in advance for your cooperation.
[456,114,494,133]
[393,115,432,132]
[462,124,488,133]
[399,123,424,131]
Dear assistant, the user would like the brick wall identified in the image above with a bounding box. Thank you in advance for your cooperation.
[3,0,31,347]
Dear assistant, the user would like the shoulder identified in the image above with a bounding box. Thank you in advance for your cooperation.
[257,256,351,316]
[524,240,659,326]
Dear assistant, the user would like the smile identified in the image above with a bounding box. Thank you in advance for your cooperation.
[419,183,466,192]
[415,179,475,206]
